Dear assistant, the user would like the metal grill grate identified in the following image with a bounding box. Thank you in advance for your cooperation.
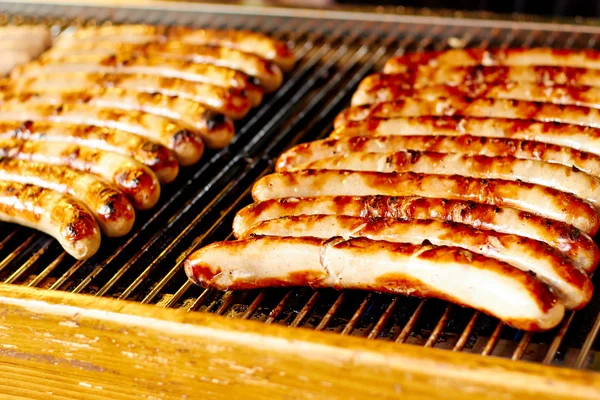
[0,1,599,371]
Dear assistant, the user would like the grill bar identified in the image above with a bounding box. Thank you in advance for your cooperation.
[0,3,598,370]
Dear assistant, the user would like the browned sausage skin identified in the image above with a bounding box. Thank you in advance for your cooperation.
[54,25,295,72]
[246,215,593,310]
[0,181,101,259]
[276,135,600,178]
[185,235,565,331]
[43,42,284,93]
[251,170,600,235]
[0,102,204,166]
[293,150,600,211]
[384,48,600,73]
[0,121,178,183]
[7,72,253,120]
[233,196,599,274]
[334,97,600,129]
[12,56,265,107]
[358,67,600,91]
[0,89,233,150]
[331,116,600,157]
[351,82,600,108]
[0,138,160,210]
[0,159,135,237]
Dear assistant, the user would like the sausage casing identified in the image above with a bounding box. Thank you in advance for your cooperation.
[0,159,135,237]
[0,138,160,210]
[12,56,264,107]
[44,42,283,93]
[296,151,600,210]
[335,97,600,129]
[0,181,100,259]
[0,102,204,166]
[331,116,600,157]
[384,48,600,73]
[0,121,178,183]
[233,196,599,273]
[8,72,253,120]
[351,82,600,108]
[185,235,565,331]
[252,170,599,235]
[358,67,600,91]
[277,135,600,178]
[0,89,233,149]
[247,215,592,309]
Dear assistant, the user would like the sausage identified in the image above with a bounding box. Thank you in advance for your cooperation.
[0,121,178,184]
[0,159,135,237]
[44,42,284,93]
[0,89,233,149]
[0,102,204,166]
[334,97,600,129]
[246,215,592,309]
[251,170,599,235]
[12,55,264,107]
[351,82,600,108]
[384,48,600,73]
[185,235,565,331]
[9,72,253,120]
[276,135,600,178]
[232,196,599,273]
[0,181,100,259]
[331,116,600,157]
[0,26,51,75]
[172,28,295,72]
[55,25,296,71]
[359,67,600,92]
[53,24,165,47]
[295,151,600,211]
[0,26,51,59]
[0,138,160,210]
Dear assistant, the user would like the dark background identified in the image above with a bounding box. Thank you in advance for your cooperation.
[335,0,600,18]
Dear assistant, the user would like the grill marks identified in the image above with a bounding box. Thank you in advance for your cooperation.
[185,46,600,331]
[0,24,294,259]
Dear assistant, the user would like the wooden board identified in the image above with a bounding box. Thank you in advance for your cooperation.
[0,284,597,399]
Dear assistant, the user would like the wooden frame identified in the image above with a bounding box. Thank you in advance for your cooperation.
[0,284,598,399]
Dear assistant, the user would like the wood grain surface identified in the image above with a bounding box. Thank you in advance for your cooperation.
[0,284,597,399]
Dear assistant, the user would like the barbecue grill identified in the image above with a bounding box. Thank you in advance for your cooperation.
[0,1,598,398]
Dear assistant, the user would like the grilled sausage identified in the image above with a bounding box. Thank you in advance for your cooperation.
[0,159,135,237]
[252,170,599,235]
[172,28,295,72]
[0,26,51,58]
[359,67,600,92]
[384,48,600,73]
[0,121,178,183]
[276,135,600,178]
[0,181,100,259]
[0,138,160,210]
[53,24,165,47]
[55,25,296,71]
[185,235,565,331]
[295,151,600,210]
[12,55,264,107]
[8,72,253,120]
[351,82,600,108]
[0,102,203,166]
[0,89,234,149]
[246,215,592,309]
[331,116,600,157]
[44,42,284,93]
[233,196,599,273]
[334,97,600,129]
